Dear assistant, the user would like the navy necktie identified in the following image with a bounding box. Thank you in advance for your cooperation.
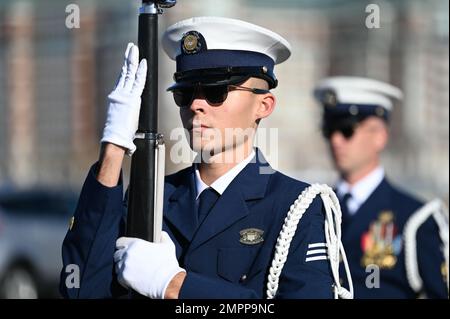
[197,187,220,225]
[340,192,352,220]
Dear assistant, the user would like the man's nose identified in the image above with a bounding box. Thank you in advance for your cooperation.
[190,90,208,112]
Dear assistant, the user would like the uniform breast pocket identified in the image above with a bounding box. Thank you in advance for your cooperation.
[217,247,262,284]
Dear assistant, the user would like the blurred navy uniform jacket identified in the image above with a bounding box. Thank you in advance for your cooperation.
[314,76,447,299]
[340,177,447,298]
[60,150,334,298]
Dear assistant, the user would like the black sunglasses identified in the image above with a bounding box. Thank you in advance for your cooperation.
[322,121,358,140]
[172,85,270,108]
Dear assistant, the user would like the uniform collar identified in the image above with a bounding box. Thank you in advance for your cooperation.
[194,149,256,200]
[165,148,271,245]
[337,166,385,214]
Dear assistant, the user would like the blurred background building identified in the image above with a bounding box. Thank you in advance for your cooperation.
[0,0,448,201]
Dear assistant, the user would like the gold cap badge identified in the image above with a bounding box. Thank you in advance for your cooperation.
[182,31,203,55]
[324,90,337,107]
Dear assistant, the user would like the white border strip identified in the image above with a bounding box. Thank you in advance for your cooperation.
[308,243,327,248]
[307,249,327,255]
[305,255,328,262]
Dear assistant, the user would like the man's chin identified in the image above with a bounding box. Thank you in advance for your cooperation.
[191,142,215,155]
[334,160,351,174]
[192,143,230,161]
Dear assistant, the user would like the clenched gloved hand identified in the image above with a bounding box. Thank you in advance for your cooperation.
[114,232,185,299]
[101,42,147,155]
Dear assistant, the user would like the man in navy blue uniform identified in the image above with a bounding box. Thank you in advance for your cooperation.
[60,17,335,299]
[314,76,448,298]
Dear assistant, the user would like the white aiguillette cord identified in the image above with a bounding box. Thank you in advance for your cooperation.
[266,184,354,299]
[404,198,449,295]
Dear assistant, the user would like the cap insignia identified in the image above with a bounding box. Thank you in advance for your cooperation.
[182,31,203,55]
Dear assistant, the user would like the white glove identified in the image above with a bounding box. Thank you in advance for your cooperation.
[114,232,185,299]
[101,42,147,156]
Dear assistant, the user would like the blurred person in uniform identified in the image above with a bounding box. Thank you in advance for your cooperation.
[59,17,339,299]
[313,76,448,298]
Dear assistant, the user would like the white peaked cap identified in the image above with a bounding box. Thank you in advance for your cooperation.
[314,76,403,111]
[162,16,292,64]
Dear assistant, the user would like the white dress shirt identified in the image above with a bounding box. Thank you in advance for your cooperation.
[194,149,256,200]
[336,166,385,216]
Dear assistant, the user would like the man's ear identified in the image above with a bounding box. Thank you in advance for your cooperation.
[255,93,276,122]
